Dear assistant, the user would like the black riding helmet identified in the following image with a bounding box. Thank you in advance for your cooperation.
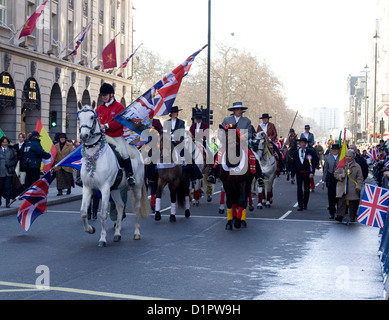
[99,83,115,95]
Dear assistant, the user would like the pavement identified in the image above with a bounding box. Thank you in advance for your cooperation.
[0,181,83,217]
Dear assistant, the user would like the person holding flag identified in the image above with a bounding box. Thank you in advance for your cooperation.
[334,150,364,223]
[96,83,135,186]
[23,131,52,188]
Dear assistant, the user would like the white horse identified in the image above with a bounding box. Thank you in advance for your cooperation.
[254,131,277,209]
[77,102,149,247]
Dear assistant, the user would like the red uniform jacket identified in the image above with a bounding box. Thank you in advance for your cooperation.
[189,121,209,142]
[96,100,125,138]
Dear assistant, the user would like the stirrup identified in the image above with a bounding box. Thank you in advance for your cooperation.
[207,175,216,184]
[127,175,136,186]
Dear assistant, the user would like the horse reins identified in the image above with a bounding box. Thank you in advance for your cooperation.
[78,108,103,149]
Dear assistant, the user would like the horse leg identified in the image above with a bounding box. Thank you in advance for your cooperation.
[80,188,95,235]
[248,192,254,211]
[185,188,191,218]
[257,189,263,210]
[219,189,225,214]
[98,187,111,247]
[130,184,142,240]
[155,180,167,221]
[110,190,124,243]
[225,193,233,230]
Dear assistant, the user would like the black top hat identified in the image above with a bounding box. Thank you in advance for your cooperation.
[57,132,68,139]
[194,112,203,120]
[304,125,311,129]
[169,106,182,114]
[228,102,248,111]
[260,113,272,119]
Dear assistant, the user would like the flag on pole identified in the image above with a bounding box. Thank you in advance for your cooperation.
[102,39,117,69]
[120,44,142,69]
[335,128,348,171]
[114,45,207,134]
[0,128,4,139]
[357,184,389,228]
[19,0,48,39]
[16,170,55,231]
[66,22,92,57]
[54,144,82,171]
[35,118,57,172]
[367,147,379,162]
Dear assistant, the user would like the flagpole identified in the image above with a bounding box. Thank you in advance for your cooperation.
[58,20,93,58]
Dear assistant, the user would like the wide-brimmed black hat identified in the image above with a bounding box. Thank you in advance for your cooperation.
[57,132,68,139]
[304,125,311,129]
[331,144,340,150]
[194,112,203,120]
[228,102,248,112]
[260,113,272,119]
[169,106,182,114]
[297,137,308,143]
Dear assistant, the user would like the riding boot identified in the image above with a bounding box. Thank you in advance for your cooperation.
[124,158,136,186]
[255,159,264,187]
[207,165,218,184]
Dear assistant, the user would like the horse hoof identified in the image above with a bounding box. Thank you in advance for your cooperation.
[207,195,212,202]
[155,211,161,221]
[98,241,106,248]
[113,235,121,242]
[225,221,233,230]
[241,220,247,228]
[234,218,241,229]
[89,226,96,234]
[169,214,176,222]
[185,210,190,218]
[219,208,225,214]
[257,204,263,210]
[134,234,141,240]
[265,204,271,208]
[249,205,254,212]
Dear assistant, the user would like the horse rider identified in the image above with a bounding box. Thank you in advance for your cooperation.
[207,102,264,186]
[189,111,209,149]
[257,113,284,172]
[300,125,315,149]
[163,106,202,180]
[285,128,298,149]
[96,83,135,186]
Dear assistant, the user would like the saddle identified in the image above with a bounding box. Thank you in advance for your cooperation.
[108,143,125,191]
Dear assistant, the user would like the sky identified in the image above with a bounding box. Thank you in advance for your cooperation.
[132,0,377,118]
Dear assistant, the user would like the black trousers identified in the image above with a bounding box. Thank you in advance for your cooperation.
[25,168,41,188]
[327,174,338,216]
[296,172,311,208]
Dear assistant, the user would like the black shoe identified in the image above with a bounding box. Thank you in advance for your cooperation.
[335,215,343,222]
[127,176,136,186]
[207,175,216,184]
[57,190,63,196]
[329,215,335,220]
[67,189,71,195]
[297,207,303,211]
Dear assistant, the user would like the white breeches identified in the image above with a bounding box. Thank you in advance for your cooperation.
[105,135,129,160]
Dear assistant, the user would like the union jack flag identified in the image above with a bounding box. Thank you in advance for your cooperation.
[120,44,142,69]
[114,45,207,134]
[385,156,389,168]
[367,147,379,161]
[16,170,55,231]
[67,22,92,57]
[357,184,389,228]
[55,144,82,171]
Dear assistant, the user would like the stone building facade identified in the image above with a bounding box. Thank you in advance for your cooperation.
[0,0,134,142]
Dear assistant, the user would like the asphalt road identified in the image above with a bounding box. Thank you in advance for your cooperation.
[0,172,384,301]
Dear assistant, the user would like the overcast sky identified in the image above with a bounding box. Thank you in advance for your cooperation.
[132,0,377,117]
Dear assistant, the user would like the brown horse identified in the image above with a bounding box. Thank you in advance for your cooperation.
[216,125,254,230]
[154,134,191,222]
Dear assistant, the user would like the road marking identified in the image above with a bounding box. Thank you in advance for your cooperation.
[293,202,299,208]
[279,210,293,220]
[0,281,167,300]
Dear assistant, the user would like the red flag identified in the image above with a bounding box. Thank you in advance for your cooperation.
[102,39,117,69]
[35,118,57,172]
[335,128,348,171]
[19,1,48,39]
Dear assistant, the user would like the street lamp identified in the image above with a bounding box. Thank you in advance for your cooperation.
[373,30,380,144]
[206,0,211,125]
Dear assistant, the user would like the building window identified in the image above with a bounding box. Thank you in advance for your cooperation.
[0,0,6,26]
[68,0,74,10]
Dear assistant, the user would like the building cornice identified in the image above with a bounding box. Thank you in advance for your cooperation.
[0,42,133,87]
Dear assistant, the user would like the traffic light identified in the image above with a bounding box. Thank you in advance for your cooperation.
[50,111,58,128]
[209,109,214,125]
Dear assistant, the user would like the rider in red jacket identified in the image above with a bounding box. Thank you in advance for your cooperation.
[96,83,135,185]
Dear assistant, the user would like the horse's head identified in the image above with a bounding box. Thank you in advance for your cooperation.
[254,131,267,157]
[77,101,100,143]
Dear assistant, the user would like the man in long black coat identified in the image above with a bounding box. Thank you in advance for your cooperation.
[292,137,319,211]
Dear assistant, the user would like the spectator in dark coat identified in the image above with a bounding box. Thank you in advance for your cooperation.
[0,136,17,207]
[23,131,51,187]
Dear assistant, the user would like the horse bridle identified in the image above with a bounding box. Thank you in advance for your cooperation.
[78,108,103,148]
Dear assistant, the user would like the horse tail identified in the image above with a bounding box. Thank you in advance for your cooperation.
[176,180,187,209]
[140,182,150,218]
